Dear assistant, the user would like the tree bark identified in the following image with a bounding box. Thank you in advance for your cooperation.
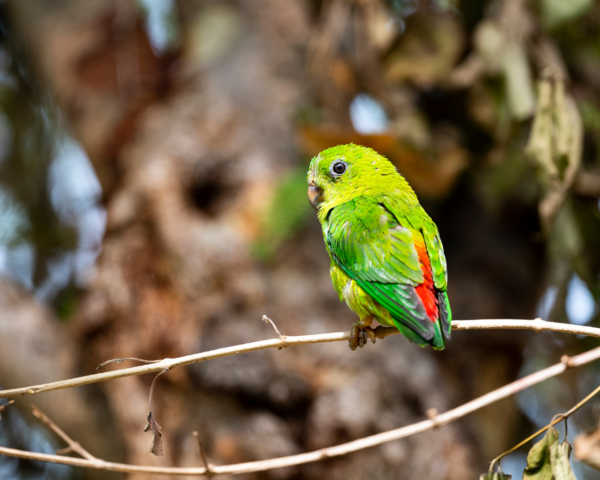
[4,1,546,479]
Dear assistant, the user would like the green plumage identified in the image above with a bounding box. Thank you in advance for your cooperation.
[307,144,451,350]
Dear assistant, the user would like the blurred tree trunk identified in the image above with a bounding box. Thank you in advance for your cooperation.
[3,1,548,479]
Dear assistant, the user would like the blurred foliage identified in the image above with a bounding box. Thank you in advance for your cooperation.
[253,168,313,261]
[0,0,599,477]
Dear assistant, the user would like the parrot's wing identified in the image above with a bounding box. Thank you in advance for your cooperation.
[420,223,452,339]
[421,224,448,291]
[326,198,440,345]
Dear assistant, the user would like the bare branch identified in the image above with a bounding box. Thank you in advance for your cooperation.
[453,318,600,337]
[30,405,96,461]
[1,319,600,400]
[1,344,599,476]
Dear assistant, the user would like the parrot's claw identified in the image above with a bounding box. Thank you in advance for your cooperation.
[349,323,360,350]
[365,327,377,344]
[349,323,376,351]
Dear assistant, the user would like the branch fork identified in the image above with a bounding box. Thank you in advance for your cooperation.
[262,315,288,349]
[425,408,441,429]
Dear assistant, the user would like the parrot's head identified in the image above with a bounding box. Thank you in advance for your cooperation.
[307,144,407,219]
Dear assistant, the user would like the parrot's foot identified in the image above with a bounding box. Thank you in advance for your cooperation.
[349,323,376,351]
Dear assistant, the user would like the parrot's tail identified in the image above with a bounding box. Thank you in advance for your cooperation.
[395,290,451,350]
[438,290,452,339]
[430,291,452,350]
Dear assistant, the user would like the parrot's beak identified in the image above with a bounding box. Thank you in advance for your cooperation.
[308,184,323,210]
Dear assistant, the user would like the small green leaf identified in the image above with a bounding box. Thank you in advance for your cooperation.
[550,433,577,480]
[523,426,576,480]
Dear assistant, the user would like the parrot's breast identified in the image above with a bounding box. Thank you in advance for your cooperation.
[330,261,395,327]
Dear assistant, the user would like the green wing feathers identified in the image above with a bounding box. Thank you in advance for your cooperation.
[326,198,451,349]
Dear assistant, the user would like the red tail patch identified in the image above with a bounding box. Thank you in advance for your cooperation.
[413,237,439,322]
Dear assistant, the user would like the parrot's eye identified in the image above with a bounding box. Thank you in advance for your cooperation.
[330,160,347,176]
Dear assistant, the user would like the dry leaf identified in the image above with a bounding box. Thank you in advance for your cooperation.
[144,367,169,457]
[144,410,164,457]
[525,74,583,232]
[574,424,600,470]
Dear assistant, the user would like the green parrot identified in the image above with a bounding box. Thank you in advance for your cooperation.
[307,144,451,350]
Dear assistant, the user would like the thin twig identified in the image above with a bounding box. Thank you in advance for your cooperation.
[97,358,162,370]
[262,315,285,340]
[55,446,75,455]
[193,431,213,476]
[1,319,599,400]
[1,345,599,476]
[30,405,96,460]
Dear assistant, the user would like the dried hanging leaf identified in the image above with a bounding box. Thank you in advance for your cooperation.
[574,424,600,471]
[144,367,169,457]
[144,410,164,457]
[525,74,583,233]
[522,426,576,480]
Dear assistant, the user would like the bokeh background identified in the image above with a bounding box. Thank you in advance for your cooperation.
[0,0,599,479]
